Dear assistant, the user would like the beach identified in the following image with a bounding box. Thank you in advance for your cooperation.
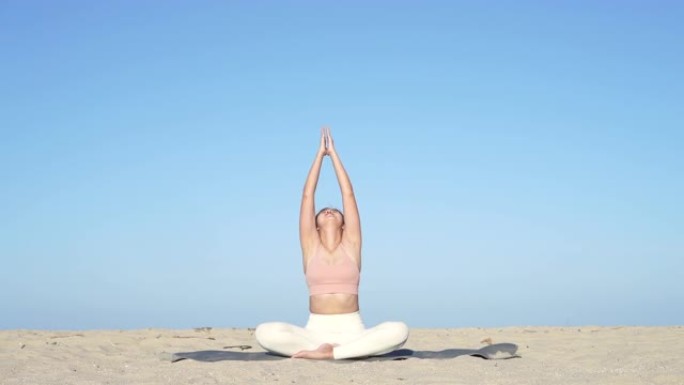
[1,326,681,384]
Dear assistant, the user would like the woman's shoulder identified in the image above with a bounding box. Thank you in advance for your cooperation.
[302,238,320,260]
[339,238,361,259]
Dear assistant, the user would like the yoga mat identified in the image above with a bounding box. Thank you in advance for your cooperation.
[168,343,519,362]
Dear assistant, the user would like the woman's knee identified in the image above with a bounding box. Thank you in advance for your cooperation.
[255,322,285,346]
[378,321,409,343]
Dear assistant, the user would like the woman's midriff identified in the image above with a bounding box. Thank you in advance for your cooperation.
[309,293,359,314]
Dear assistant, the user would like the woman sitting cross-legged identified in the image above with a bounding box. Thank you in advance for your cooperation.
[255,127,409,360]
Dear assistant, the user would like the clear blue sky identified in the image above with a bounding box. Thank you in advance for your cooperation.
[1,1,682,330]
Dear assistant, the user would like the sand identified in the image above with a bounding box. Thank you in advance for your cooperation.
[1,326,682,385]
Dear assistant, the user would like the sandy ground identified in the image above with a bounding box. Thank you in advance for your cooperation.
[1,326,682,385]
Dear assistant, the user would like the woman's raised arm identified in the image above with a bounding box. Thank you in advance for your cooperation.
[299,129,327,262]
[324,128,362,252]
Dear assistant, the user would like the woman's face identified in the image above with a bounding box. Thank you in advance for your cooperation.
[316,208,344,229]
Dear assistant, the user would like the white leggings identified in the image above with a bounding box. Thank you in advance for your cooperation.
[255,312,409,359]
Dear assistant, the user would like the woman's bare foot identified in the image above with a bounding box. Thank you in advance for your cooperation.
[292,343,335,359]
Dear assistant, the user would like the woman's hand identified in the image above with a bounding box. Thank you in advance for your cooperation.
[318,127,328,156]
[321,126,336,156]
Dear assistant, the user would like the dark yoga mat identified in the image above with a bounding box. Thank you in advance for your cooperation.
[169,343,519,362]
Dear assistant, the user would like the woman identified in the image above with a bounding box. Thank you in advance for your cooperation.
[255,127,409,360]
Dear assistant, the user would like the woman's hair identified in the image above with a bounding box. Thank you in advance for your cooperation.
[315,207,345,227]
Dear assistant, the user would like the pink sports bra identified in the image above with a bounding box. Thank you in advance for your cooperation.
[305,244,360,296]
